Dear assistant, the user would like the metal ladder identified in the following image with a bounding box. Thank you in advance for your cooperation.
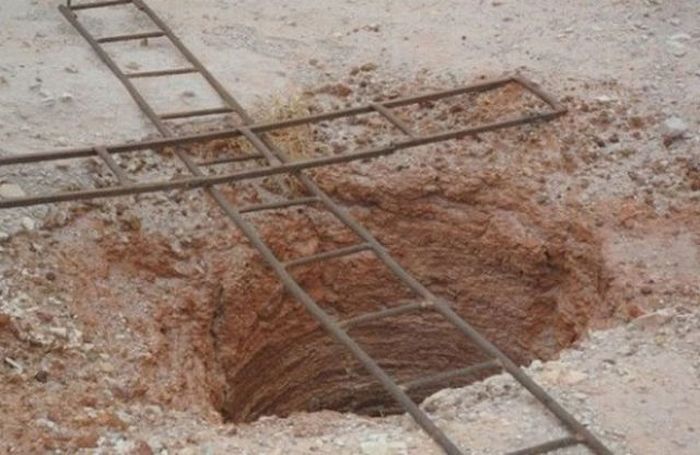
[58,1,613,453]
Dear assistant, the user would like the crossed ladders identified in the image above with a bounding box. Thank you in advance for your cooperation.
[0,1,614,453]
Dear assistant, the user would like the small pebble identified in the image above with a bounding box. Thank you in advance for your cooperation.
[35,370,49,383]
[663,116,688,138]
[21,216,35,231]
[0,183,26,199]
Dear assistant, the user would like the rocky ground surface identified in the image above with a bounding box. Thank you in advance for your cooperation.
[1,0,699,454]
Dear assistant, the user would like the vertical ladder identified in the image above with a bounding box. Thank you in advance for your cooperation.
[59,2,613,454]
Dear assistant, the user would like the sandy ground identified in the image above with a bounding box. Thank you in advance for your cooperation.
[1,1,699,454]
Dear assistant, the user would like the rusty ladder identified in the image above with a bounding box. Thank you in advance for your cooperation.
[4,1,615,453]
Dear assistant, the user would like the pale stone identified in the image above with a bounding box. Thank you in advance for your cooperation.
[632,309,675,331]
[0,183,25,199]
[663,116,688,138]
[48,326,69,339]
[21,216,35,231]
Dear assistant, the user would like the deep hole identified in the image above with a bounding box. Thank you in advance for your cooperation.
[200,159,608,423]
[159,83,609,424]
[21,97,610,427]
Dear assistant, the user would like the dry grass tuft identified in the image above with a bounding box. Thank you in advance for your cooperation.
[254,94,324,162]
[252,94,334,196]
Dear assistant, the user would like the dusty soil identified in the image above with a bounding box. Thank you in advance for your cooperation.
[1,1,699,454]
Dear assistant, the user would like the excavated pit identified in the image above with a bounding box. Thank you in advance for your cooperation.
[36,120,612,428]
[205,164,610,424]
[41,81,609,425]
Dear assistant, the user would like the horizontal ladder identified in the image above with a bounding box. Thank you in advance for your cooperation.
[284,243,373,268]
[239,196,320,214]
[126,67,199,78]
[159,106,234,120]
[67,0,132,10]
[96,30,165,43]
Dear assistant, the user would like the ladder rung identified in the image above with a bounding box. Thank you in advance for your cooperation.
[126,67,199,78]
[239,197,320,214]
[371,102,417,137]
[340,300,433,329]
[159,107,234,120]
[197,153,265,166]
[400,359,501,392]
[69,0,132,10]
[506,436,581,455]
[96,31,165,43]
[94,146,130,184]
[284,243,372,268]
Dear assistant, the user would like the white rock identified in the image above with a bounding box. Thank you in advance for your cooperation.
[98,361,115,373]
[59,92,74,102]
[561,369,588,385]
[663,116,689,138]
[21,216,35,231]
[0,231,9,242]
[0,183,26,199]
[666,33,690,57]
[595,95,616,104]
[539,368,562,384]
[632,309,675,331]
[529,359,544,371]
[35,418,57,431]
[669,33,691,42]
[572,391,588,401]
[668,42,687,57]
[48,326,69,339]
[360,439,406,455]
